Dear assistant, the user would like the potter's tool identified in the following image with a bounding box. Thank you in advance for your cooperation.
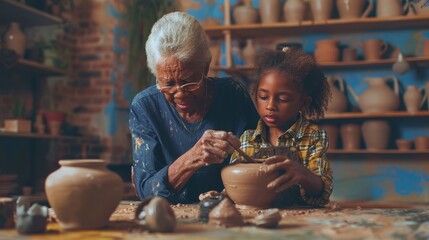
[232,145,263,163]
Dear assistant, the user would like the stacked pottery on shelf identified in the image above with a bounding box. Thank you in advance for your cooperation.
[348,76,400,150]
[403,86,424,115]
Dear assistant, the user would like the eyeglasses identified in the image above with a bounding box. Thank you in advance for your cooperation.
[156,74,204,94]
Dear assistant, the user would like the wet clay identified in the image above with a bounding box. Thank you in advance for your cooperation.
[208,198,244,227]
[135,196,176,232]
[199,194,224,223]
[249,208,282,228]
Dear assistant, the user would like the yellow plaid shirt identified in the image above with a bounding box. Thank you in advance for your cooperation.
[230,114,333,207]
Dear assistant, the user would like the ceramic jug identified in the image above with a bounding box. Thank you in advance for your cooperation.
[3,22,26,57]
[234,0,259,24]
[283,0,306,22]
[326,76,348,113]
[376,0,409,17]
[348,76,400,113]
[403,86,424,114]
[259,0,281,23]
[336,0,373,19]
[45,159,123,230]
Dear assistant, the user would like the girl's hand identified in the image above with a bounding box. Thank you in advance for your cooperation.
[263,156,311,193]
[191,130,240,167]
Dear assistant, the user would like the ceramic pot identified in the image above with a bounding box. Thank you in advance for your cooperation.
[221,163,280,209]
[45,159,123,230]
[314,39,339,63]
[326,76,348,113]
[362,120,391,150]
[3,22,26,57]
[376,0,409,17]
[395,139,413,150]
[283,0,306,22]
[403,86,423,114]
[414,136,429,150]
[340,123,361,150]
[242,39,257,66]
[234,0,259,24]
[336,0,373,19]
[348,76,400,113]
[309,0,334,21]
[362,39,388,60]
[259,0,281,23]
[320,124,339,149]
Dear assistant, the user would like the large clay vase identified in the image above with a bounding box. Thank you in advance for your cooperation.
[348,76,400,113]
[320,124,339,149]
[326,76,348,113]
[403,86,423,115]
[242,39,257,66]
[376,0,409,18]
[283,0,306,22]
[336,0,373,19]
[361,120,391,150]
[234,0,259,24]
[3,22,26,57]
[314,39,339,63]
[259,0,281,23]
[45,159,123,230]
[309,0,334,21]
[221,163,280,209]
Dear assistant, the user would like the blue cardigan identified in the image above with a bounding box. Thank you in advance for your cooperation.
[129,77,259,203]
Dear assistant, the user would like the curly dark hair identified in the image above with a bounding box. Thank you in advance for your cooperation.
[255,48,331,121]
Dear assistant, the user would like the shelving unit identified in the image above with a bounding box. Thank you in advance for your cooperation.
[323,111,429,120]
[327,149,429,155]
[0,132,95,141]
[0,59,66,76]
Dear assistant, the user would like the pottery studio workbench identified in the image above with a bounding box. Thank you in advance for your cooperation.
[1,201,429,239]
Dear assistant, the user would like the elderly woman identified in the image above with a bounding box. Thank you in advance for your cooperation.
[129,12,258,204]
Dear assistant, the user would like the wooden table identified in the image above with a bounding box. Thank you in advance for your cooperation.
[1,201,429,239]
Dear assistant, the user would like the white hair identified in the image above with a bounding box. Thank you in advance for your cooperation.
[146,12,212,76]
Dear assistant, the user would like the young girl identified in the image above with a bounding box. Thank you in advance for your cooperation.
[231,48,333,207]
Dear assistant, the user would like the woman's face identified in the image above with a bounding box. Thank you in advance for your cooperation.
[156,57,206,115]
[256,70,309,132]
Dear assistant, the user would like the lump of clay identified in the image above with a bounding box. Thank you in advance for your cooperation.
[250,208,282,228]
[135,196,176,232]
[208,198,244,228]
[199,193,224,223]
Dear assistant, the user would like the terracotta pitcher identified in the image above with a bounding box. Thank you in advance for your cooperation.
[45,159,123,230]
[403,86,424,114]
[336,0,373,19]
[362,39,388,60]
[326,76,348,113]
[376,0,409,17]
[234,0,259,24]
[348,76,400,113]
[259,0,281,23]
[314,39,339,62]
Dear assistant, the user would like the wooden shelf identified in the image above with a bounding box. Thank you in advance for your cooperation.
[323,111,429,120]
[327,149,429,154]
[204,15,429,39]
[0,131,96,141]
[0,0,62,27]
[1,59,66,76]
[211,57,429,72]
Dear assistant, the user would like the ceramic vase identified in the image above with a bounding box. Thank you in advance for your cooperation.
[348,76,400,113]
[259,0,281,23]
[362,120,391,150]
[403,86,423,114]
[234,0,259,24]
[314,39,339,63]
[336,0,373,19]
[326,76,348,113]
[4,22,26,57]
[309,0,334,21]
[283,0,306,22]
[242,39,257,66]
[45,159,123,230]
[221,163,280,209]
[376,0,409,17]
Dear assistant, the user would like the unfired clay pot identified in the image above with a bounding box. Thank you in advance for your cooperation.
[376,0,409,18]
[348,76,400,113]
[234,0,259,24]
[336,0,373,19]
[362,120,391,150]
[326,76,348,113]
[403,86,423,115]
[221,163,280,209]
[45,159,123,230]
[283,0,306,22]
[314,39,339,63]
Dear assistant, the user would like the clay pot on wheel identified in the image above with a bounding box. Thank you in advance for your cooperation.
[45,159,123,230]
[221,163,280,209]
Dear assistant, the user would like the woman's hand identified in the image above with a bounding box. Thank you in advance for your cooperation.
[263,156,311,193]
[191,130,240,167]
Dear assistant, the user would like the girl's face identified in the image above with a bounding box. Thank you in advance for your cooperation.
[256,70,309,132]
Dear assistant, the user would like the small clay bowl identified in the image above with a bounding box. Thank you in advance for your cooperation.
[221,163,280,209]
[395,139,413,150]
